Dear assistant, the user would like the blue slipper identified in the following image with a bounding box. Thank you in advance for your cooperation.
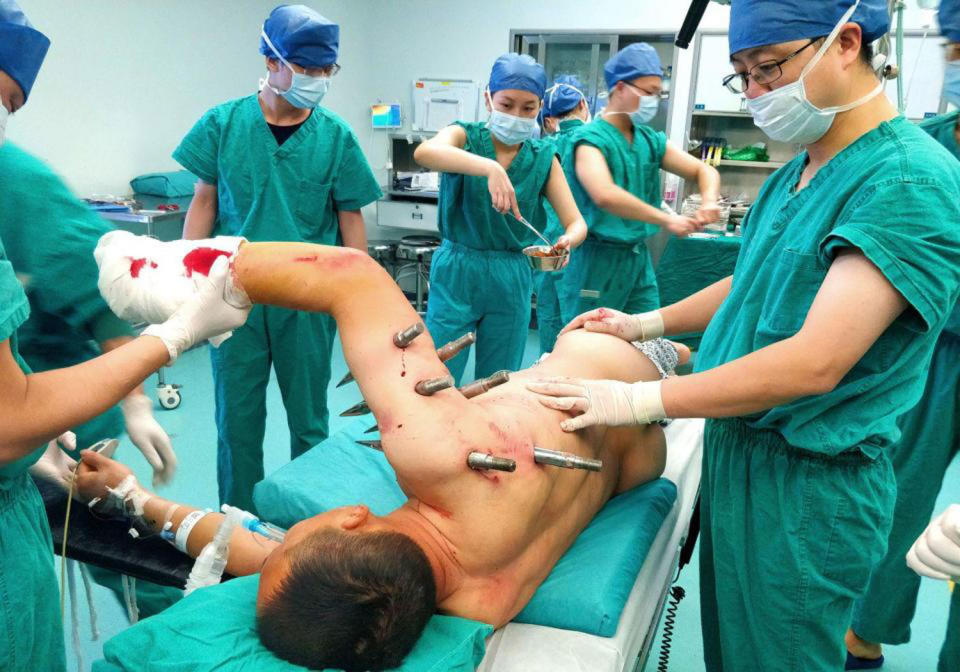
[845,652,884,670]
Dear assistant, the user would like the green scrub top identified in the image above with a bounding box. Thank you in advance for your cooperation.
[173,95,382,243]
[437,121,556,252]
[0,143,131,366]
[696,117,960,456]
[542,118,586,240]
[0,236,43,485]
[566,118,666,245]
[918,111,960,336]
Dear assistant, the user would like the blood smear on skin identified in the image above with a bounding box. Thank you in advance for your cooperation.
[182,248,232,277]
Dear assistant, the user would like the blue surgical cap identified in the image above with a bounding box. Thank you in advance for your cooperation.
[603,43,662,89]
[489,53,546,99]
[0,0,50,103]
[940,0,960,43]
[729,0,890,56]
[259,4,339,68]
[544,75,586,117]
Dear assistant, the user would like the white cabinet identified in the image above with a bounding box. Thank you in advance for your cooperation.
[693,34,742,113]
[376,198,438,233]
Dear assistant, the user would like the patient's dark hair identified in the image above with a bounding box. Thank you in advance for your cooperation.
[257,528,437,672]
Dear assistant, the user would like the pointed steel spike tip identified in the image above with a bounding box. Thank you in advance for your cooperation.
[364,424,379,434]
[340,400,371,417]
[436,332,476,362]
[532,447,602,472]
[356,439,383,451]
[393,322,425,348]
[466,452,516,473]
[415,375,455,396]
[336,371,355,387]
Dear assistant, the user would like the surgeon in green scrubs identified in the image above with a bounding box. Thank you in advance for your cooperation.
[175,5,381,513]
[527,2,960,669]
[535,75,590,354]
[846,4,960,668]
[0,5,250,666]
[556,43,721,325]
[414,53,587,383]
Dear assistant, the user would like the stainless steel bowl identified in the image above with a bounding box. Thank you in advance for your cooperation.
[523,245,568,272]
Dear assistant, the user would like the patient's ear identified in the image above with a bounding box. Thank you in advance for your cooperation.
[341,505,370,530]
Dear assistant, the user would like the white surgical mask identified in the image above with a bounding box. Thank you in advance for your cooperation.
[944,61,960,109]
[0,103,8,147]
[630,95,660,125]
[260,28,331,109]
[745,0,882,145]
[485,90,538,145]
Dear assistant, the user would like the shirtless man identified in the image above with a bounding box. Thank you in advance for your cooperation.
[79,235,689,672]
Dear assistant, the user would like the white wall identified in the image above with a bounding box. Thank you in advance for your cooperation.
[8,0,942,225]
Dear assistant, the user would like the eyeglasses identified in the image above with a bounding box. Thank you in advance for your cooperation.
[722,39,819,94]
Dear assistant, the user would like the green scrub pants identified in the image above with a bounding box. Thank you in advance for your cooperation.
[852,331,960,645]
[557,238,659,325]
[426,240,532,384]
[0,474,65,671]
[534,270,564,355]
[213,304,335,514]
[699,418,896,671]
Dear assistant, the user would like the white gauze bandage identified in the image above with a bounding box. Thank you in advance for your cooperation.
[94,231,248,327]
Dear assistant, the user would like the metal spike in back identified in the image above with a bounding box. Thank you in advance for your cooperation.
[341,331,473,388]
[436,332,476,362]
[466,452,516,472]
[393,322,425,348]
[532,447,602,472]
[458,370,510,399]
[340,400,371,417]
[415,375,455,396]
[364,424,379,434]
[356,439,383,451]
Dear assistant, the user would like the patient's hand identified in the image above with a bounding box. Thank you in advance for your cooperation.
[74,450,138,505]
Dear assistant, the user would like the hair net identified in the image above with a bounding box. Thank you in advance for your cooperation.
[603,43,663,89]
[489,53,546,98]
[940,0,960,43]
[729,0,890,55]
[544,75,586,117]
[259,4,339,68]
[0,0,50,103]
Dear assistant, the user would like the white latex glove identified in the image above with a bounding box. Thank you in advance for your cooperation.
[29,432,79,492]
[95,230,248,325]
[559,307,664,342]
[526,378,665,432]
[122,393,177,486]
[907,504,960,581]
[143,255,252,363]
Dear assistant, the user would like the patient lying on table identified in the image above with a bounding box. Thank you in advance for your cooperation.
[83,234,690,672]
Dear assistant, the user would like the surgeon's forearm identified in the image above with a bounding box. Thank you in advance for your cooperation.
[98,334,145,397]
[592,184,670,227]
[338,210,368,251]
[658,276,732,336]
[661,331,835,418]
[0,337,168,463]
[182,181,217,240]
[414,142,497,178]
[137,496,278,576]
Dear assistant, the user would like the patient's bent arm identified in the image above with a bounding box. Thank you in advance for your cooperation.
[232,242,472,481]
